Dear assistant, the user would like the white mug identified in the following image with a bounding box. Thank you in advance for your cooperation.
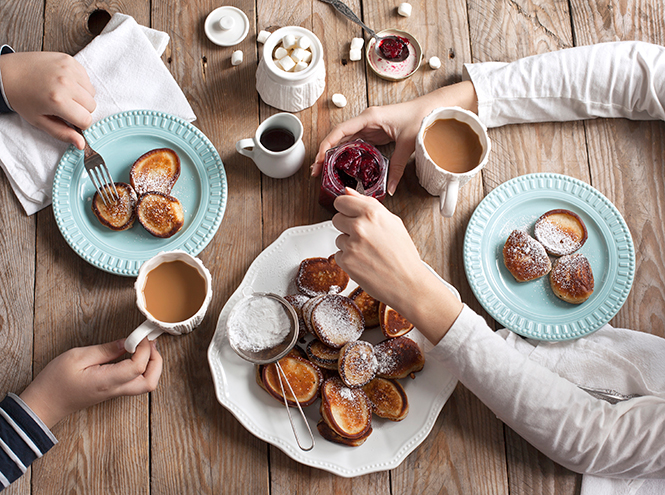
[415,106,491,217]
[125,250,213,353]
[236,113,305,179]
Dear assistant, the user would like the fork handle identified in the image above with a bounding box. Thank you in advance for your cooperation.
[318,0,375,37]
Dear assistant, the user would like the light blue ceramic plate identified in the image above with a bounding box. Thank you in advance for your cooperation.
[52,110,228,277]
[464,173,634,341]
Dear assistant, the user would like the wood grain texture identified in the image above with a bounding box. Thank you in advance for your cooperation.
[0,1,42,494]
[150,0,267,493]
[0,0,662,493]
[570,0,665,338]
[466,1,586,494]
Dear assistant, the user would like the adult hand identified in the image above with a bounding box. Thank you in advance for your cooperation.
[0,52,96,149]
[332,188,463,344]
[312,81,478,195]
[19,338,162,429]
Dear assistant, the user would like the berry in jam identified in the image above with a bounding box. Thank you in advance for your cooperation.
[319,139,388,211]
[378,37,408,61]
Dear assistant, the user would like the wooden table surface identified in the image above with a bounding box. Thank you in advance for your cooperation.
[1,0,663,493]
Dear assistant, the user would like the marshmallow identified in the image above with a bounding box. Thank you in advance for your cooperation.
[290,47,307,63]
[350,37,364,50]
[282,34,297,49]
[278,55,296,72]
[297,36,311,50]
[332,93,347,108]
[257,30,271,43]
[231,50,243,66]
[293,61,309,72]
[428,56,441,69]
[349,48,362,61]
[302,50,313,63]
[274,46,288,60]
[397,2,412,17]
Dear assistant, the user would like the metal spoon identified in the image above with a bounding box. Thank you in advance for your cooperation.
[318,0,410,62]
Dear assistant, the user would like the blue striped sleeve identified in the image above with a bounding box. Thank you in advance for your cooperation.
[0,393,57,491]
[0,44,15,114]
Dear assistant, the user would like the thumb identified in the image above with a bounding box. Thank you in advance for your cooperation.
[386,142,413,195]
[78,340,128,367]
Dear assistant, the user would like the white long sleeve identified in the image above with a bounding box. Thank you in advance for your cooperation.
[430,306,665,478]
[464,41,665,128]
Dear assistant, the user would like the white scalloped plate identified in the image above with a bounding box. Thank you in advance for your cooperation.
[464,173,634,341]
[52,110,227,276]
[207,221,459,477]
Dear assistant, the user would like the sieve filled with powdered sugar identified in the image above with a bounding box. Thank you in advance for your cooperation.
[225,290,314,450]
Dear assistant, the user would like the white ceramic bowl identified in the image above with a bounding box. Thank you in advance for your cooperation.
[256,26,326,112]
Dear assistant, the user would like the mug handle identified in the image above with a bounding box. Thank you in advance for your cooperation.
[124,320,165,353]
[440,179,460,217]
[236,138,256,159]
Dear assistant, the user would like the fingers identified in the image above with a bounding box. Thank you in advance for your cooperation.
[115,341,163,396]
[76,339,128,367]
[386,141,414,195]
[35,115,87,149]
[333,187,375,217]
[312,119,367,175]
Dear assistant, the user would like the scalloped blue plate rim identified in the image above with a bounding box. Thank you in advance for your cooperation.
[464,173,635,341]
[52,110,228,277]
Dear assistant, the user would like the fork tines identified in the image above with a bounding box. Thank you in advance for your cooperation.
[89,165,119,206]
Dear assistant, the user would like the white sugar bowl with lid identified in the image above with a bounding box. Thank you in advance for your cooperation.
[256,26,326,112]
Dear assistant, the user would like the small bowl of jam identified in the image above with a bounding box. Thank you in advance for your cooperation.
[319,139,389,210]
[366,29,422,81]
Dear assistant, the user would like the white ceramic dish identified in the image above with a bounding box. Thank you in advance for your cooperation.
[255,26,326,112]
[207,221,459,477]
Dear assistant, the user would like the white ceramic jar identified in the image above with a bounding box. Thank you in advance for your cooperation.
[256,26,326,112]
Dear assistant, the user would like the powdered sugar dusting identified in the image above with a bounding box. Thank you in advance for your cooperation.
[312,295,363,346]
[228,296,293,353]
[503,230,551,282]
[535,216,584,256]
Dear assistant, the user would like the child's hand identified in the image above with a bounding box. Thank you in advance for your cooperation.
[0,51,96,149]
[19,338,162,429]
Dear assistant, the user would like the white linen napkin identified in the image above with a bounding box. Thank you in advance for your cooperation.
[498,325,665,495]
[0,13,196,215]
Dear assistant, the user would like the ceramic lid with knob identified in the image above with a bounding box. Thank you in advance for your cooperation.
[205,6,250,46]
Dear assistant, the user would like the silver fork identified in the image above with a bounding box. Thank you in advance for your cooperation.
[76,128,119,205]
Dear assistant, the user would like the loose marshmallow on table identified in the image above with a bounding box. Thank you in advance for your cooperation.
[349,48,362,61]
[332,93,347,108]
[398,2,412,17]
[350,37,364,50]
[428,56,441,69]
[232,50,243,66]
[257,30,271,43]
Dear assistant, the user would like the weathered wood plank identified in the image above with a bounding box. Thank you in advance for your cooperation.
[466,1,585,494]
[570,0,665,338]
[150,0,267,493]
[31,2,152,494]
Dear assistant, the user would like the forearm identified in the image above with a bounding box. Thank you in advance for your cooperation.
[430,306,665,478]
[465,41,665,127]
[0,393,57,490]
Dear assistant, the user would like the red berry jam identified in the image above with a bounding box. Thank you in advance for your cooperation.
[319,139,388,211]
[378,37,408,61]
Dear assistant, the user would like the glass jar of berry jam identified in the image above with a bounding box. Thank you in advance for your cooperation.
[319,139,389,210]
